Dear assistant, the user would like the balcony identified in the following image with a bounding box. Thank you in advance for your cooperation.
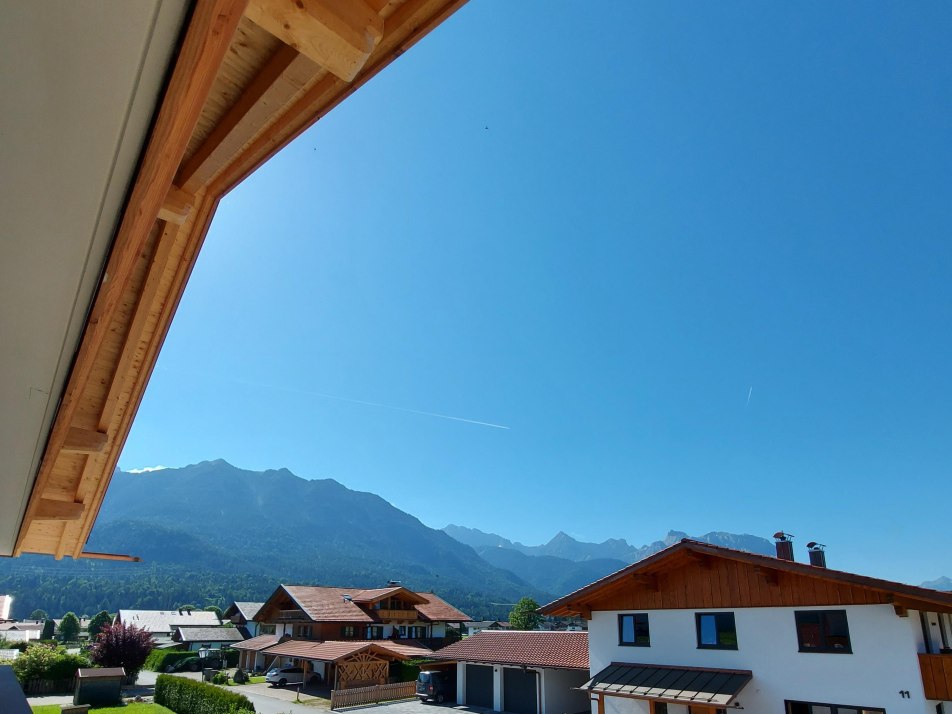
[376,609,419,621]
[919,653,952,700]
[276,609,306,621]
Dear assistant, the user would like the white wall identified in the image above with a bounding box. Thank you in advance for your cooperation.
[589,605,933,714]
[543,668,590,714]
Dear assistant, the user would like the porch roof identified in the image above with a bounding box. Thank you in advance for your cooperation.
[263,639,431,662]
[231,633,280,651]
[583,662,752,708]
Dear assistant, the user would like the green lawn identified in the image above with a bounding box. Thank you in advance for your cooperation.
[226,674,266,685]
[32,705,172,714]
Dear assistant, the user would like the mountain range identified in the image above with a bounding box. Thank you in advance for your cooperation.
[0,460,947,619]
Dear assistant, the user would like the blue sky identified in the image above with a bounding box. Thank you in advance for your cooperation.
[120,2,951,585]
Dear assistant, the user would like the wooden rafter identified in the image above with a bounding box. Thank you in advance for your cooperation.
[13,0,470,560]
[245,0,383,81]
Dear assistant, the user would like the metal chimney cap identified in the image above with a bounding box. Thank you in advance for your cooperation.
[773,531,794,541]
[806,542,826,551]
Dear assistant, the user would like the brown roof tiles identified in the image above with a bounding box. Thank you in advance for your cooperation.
[276,585,469,623]
[432,630,589,670]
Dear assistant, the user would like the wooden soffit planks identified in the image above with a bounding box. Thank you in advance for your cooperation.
[14,0,469,560]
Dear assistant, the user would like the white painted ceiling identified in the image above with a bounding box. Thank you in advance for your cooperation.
[0,0,191,556]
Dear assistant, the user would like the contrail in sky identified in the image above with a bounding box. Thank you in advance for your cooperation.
[746,386,753,407]
[164,368,510,430]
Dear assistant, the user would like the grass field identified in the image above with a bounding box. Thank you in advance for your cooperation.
[32,705,173,714]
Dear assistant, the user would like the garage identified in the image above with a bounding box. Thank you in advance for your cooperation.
[503,667,538,714]
[466,664,494,708]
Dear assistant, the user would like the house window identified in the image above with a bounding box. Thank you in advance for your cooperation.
[259,624,276,635]
[795,610,852,653]
[695,612,737,649]
[618,614,650,646]
[786,700,884,714]
[651,703,667,714]
[341,626,356,638]
[366,625,384,640]
[408,626,427,639]
[295,625,312,638]
[689,708,726,714]
[399,626,407,637]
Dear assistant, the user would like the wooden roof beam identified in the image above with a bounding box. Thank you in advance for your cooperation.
[177,44,318,192]
[245,0,383,82]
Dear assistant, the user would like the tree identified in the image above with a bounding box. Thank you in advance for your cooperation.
[87,610,112,641]
[179,604,197,612]
[508,597,541,631]
[41,619,55,640]
[204,605,223,619]
[58,612,81,642]
[29,609,48,621]
[89,621,154,680]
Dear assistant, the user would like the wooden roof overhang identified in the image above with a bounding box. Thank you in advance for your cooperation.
[540,539,952,618]
[12,0,468,561]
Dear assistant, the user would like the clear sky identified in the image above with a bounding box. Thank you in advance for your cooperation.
[120,2,952,585]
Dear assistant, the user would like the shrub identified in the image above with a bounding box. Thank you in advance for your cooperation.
[211,670,229,685]
[145,648,193,672]
[11,643,90,683]
[89,621,154,679]
[232,668,248,685]
[155,674,256,714]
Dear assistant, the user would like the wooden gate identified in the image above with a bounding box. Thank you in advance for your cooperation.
[337,652,388,689]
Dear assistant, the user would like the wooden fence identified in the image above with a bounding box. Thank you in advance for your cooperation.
[21,677,75,695]
[330,680,416,710]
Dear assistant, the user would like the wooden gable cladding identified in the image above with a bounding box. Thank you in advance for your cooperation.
[14,0,468,560]
[542,541,952,618]
[575,556,893,613]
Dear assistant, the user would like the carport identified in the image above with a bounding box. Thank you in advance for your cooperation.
[430,630,590,714]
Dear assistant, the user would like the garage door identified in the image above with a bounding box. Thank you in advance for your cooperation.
[503,667,537,714]
[466,664,494,708]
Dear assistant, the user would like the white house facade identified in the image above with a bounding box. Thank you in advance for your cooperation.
[541,538,952,714]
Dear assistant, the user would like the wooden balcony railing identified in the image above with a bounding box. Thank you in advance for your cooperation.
[276,609,306,621]
[919,653,952,700]
[376,609,418,620]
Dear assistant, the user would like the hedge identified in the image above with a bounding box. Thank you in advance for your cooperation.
[145,649,192,672]
[155,674,255,714]
[146,648,239,672]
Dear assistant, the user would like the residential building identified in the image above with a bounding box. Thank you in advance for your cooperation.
[232,583,469,688]
[540,537,952,714]
[432,630,591,714]
[224,602,264,638]
[0,621,43,643]
[114,609,222,647]
[171,626,245,651]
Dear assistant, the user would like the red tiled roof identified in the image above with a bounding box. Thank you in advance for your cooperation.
[276,585,469,623]
[262,639,432,662]
[375,641,433,659]
[415,592,470,622]
[351,587,425,604]
[232,633,280,651]
[432,631,589,670]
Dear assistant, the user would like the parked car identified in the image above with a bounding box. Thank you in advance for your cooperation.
[266,665,305,687]
[416,670,454,703]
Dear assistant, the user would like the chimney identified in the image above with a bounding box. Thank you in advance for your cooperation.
[773,531,795,561]
[806,542,827,568]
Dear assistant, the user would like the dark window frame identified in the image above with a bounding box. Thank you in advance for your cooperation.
[785,699,884,714]
[618,613,651,647]
[794,610,853,654]
[695,612,738,650]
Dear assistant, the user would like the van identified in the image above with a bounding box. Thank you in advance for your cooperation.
[416,670,454,703]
